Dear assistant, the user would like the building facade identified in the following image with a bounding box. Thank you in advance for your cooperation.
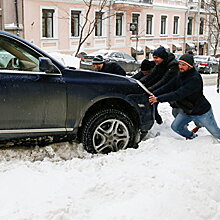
[0,0,213,59]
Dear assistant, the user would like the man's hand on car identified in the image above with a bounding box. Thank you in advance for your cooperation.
[149,94,158,104]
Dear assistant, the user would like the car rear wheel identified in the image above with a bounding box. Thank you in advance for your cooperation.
[82,109,136,154]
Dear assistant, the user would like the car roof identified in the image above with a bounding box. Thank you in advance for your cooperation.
[88,49,122,56]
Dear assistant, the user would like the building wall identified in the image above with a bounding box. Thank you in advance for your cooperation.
[0,0,24,37]
[0,0,209,58]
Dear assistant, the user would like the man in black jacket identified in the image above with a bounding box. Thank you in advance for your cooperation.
[132,59,155,80]
[149,53,220,140]
[141,46,179,124]
[92,55,126,76]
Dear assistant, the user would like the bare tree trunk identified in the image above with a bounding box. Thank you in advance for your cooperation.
[74,0,110,57]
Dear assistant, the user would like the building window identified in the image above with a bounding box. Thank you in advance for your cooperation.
[199,17,204,35]
[187,17,193,35]
[160,15,167,35]
[173,16,179,35]
[95,12,103,36]
[201,0,205,9]
[71,11,80,37]
[132,14,139,35]
[146,14,153,35]
[116,13,123,36]
[42,9,54,38]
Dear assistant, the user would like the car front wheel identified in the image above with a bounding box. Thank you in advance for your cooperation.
[82,109,136,154]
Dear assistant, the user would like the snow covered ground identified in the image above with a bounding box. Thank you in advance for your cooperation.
[0,85,220,220]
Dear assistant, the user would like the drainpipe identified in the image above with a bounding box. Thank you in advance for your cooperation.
[196,0,201,55]
[22,0,24,38]
[183,0,189,53]
[14,0,19,36]
[107,0,113,49]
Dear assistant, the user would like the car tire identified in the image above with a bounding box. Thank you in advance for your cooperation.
[82,109,137,154]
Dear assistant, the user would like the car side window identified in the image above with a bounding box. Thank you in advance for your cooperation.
[0,36,59,73]
[0,37,41,72]
[112,52,123,58]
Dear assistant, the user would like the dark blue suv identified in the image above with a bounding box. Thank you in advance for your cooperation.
[0,31,154,154]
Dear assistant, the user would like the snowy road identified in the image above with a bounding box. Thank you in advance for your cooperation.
[0,85,220,220]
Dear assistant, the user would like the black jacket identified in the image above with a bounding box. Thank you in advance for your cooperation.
[131,71,145,80]
[140,53,179,91]
[100,62,126,76]
[153,67,211,115]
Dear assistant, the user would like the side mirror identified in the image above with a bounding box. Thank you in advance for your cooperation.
[39,57,54,73]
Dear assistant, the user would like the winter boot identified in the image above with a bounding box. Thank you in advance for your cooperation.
[191,127,200,133]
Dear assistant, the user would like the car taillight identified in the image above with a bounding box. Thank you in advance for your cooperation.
[200,63,208,66]
[81,57,85,61]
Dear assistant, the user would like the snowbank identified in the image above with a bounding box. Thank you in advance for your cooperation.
[0,86,220,220]
[48,52,80,69]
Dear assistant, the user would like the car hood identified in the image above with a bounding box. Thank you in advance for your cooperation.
[63,68,145,94]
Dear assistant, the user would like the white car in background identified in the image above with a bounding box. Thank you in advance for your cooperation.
[194,55,219,74]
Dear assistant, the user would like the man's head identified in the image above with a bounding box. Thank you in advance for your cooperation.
[140,59,155,75]
[178,54,194,73]
[152,46,168,65]
[92,55,104,71]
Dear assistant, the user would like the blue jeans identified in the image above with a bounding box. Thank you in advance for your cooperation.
[172,108,203,128]
[171,108,220,139]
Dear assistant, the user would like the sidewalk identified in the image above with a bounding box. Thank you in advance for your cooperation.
[202,74,218,86]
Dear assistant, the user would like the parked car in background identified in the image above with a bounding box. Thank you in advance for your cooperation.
[194,55,219,74]
[0,31,154,154]
[80,49,140,74]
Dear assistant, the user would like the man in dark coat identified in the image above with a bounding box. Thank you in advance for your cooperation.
[141,46,179,124]
[92,55,126,76]
[149,53,220,140]
[132,59,155,80]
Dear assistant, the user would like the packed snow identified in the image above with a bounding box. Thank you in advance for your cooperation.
[0,85,220,219]
[48,52,81,69]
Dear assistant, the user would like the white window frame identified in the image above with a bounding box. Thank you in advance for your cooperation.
[146,13,154,36]
[94,10,106,38]
[40,6,58,39]
[160,14,168,36]
[115,11,125,37]
[131,12,141,36]
[173,15,180,35]
[199,16,205,35]
[69,8,84,38]
[187,16,193,36]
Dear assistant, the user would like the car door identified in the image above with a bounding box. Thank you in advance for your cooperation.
[0,35,66,138]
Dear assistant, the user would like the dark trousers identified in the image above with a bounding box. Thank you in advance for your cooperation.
[154,102,163,124]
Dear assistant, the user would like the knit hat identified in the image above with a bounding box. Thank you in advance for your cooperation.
[179,54,194,68]
[153,46,168,60]
[92,55,104,64]
[140,59,155,71]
